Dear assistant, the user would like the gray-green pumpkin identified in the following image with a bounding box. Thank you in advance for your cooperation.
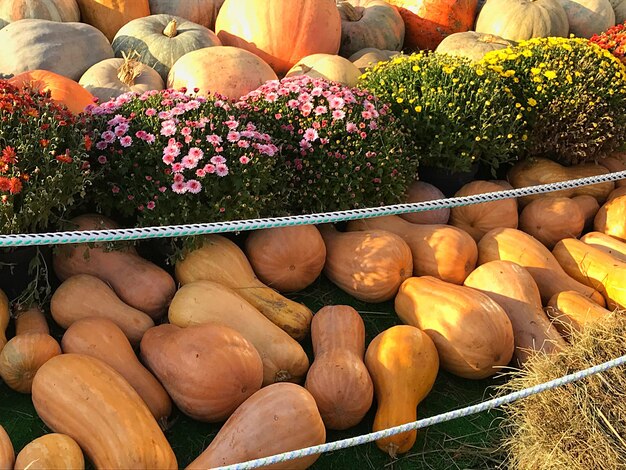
[436,32,516,62]
[112,14,222,81]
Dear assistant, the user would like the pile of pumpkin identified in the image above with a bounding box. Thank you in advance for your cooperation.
[0,152,624,469]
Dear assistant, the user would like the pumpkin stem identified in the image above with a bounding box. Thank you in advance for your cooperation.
[117,51,143,87]
[275,370,292,382]
[480,34,511,47]
[337,1,364,22]
[163,19,178,38]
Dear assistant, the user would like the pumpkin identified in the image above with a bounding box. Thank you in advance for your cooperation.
[112,15,222,81]
[61,317,172,423]
[608,186,626,201]
[14,307,49,336]
[32,354,177,469]
[318,225,413,303]
[435,31,516,61]
[475,0,569,41]
[0,0,80,24]
[507,157,615,206]
[347,215,478,284]
[546,290,613,337]
[349,47,400,72]
[168,281,310,386]
[168,46,278,100]
[244,225,326,293]
[175,235,313,341]
[285,53,362,87]
[8,70,94,114]
[215,0,341,75]
[365,325,438,457]
[395,276,514,379]
[0,19,5,29]
[478,228,606,305]
[594,195,626,241]
[599,156,626,187]
[449,180,519,242]
[385,0,478,50]
[305,306,373,430]
[52,214,176,320]
[552,238,626,309]
[518,196,585,249]
[140,323,263,422]
[187,383,325,469]
[14,434,84,470]
[557,0,615,38]
[0,289,9,350]
[491,179,515,190]
[79,55,164,103]
[337,0,405,58]
[463,260,566,365]
[50,274,155,345]
[148,0,225,29]
[0,426,13,470]
[0,19,113,81]
[581,231,626,262]
[611,0,626,22]
[75,0,150,42]
[400,180,450,224]
[572,194,600,230]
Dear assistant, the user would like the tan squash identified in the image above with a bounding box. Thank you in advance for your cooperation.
[285,53,362,87]
[608,186,626,201]
[0,289,9,350]
[52,214,176,320]
[449,180,519,242]
[518,196,585,249]
[0,425,14,470]
[50,274,155,345]
[244,225,326,293]
[594,195,626,241]
[346,215,478,284]
[318,225,413,303]
[463,261,566,366]
[599,156,626,187]
[395,276,514,379]
[175,235,313,341]
[572,195,600,230]
[187,383,326,470]
[305,306,373,430]
[31,354,177,469]
[14,307,49,336]
[400,180,450,225]
[140,323,263,422]
[14,434,84,470]
[364,325,439,457]
[552,238,626,309]
[478,228,606,305]
[61,317,172,424]
[546,290,613,337]
[435,31,515,61]
[581,231,626,262]
[168,281,310,385]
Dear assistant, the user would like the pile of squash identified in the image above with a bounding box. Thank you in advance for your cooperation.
[0,153,624,468]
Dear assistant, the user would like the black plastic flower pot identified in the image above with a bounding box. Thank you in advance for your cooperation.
[418,162,480,197]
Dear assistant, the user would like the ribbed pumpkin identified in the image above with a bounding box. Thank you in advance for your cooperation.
[435,31,516,61]
[215,0,341,75]
[0,0,80,23]
[558,0,615,38]
[518,196,585,249]
[9,70,94,114]
[14,434,84,470]
[349,47,400,72]
[337,0,405,58]
[244,225,326,293]
[112,15,222,81]
[385,0,478,50]
[148,0,225,29]
[594,195,626,241]
[75,0,150,42]
[285,53,362,87]
[0,426,13,470]
[611,0,626,22]
[400,180,450,224]
[476,0,569,41]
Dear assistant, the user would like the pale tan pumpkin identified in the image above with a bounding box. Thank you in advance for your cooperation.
[14,434,84,470]
[436,31,515,61]
[75,0,150,42]
[598,156,626,188]
[557,0,615,38]
[581,231,626,262]
[572,195,600,230]
[349,47,400,72]
[0,0,80,24]
[546,290,613,337]
[610,0,626,22]
[594,195,626,241]
[518,196,585,249]
[0,425,14,470]
[148,0,225,29]
[400,180,450,225]
[286,53,361,86]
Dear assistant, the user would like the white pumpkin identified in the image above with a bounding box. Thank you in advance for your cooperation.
[286,53,362,86]
[436,32,516,61]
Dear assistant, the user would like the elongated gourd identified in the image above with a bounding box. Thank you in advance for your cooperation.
[546,290,613,337]
[305,306,373,430]
[580,231,626,262]
[364,325,439,457]
[175,235,313,341]
[594,195,626,242]
[346,215,478,284]
[477,228,606,306]
[0,289,9,350]
[169,281,309,386]
[15,307,49,335]
[395,276,514,379]
[463,261,566,366]
[14,434,84,470]
[0,425,14,470]
[31,354,177,469]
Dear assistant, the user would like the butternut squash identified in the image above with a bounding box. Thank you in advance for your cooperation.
[0,425,13,470]
[546,290,612,337]
[318,225,413,303]
[0,290,9,351]
[364,325,439,457]
[599,156,626,187]
[14,307,49,335]
[169,281,309,386]
[346,215,478,284]
[581,231,626,262]
[594,195,626,242]
[395,276,514,379]
[50,274,154,345]
[53,214,176,320]
[140,323,263,422]
[552,238,626,309]
[186,383,326,470]
[305,306,373,430]
[463,261,565,366]
[608,186,626,201]
[175,235,313,341]
[572,195,600,230]
[14,434,84,470]
[518,196,585,249]
[31,354,177,469]
[477,228,606,305]
[61,317,172,424]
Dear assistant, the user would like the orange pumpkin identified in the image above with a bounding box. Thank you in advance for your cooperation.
[400,181,450,225]
[518,196,585,249]
[75,0,150,41]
